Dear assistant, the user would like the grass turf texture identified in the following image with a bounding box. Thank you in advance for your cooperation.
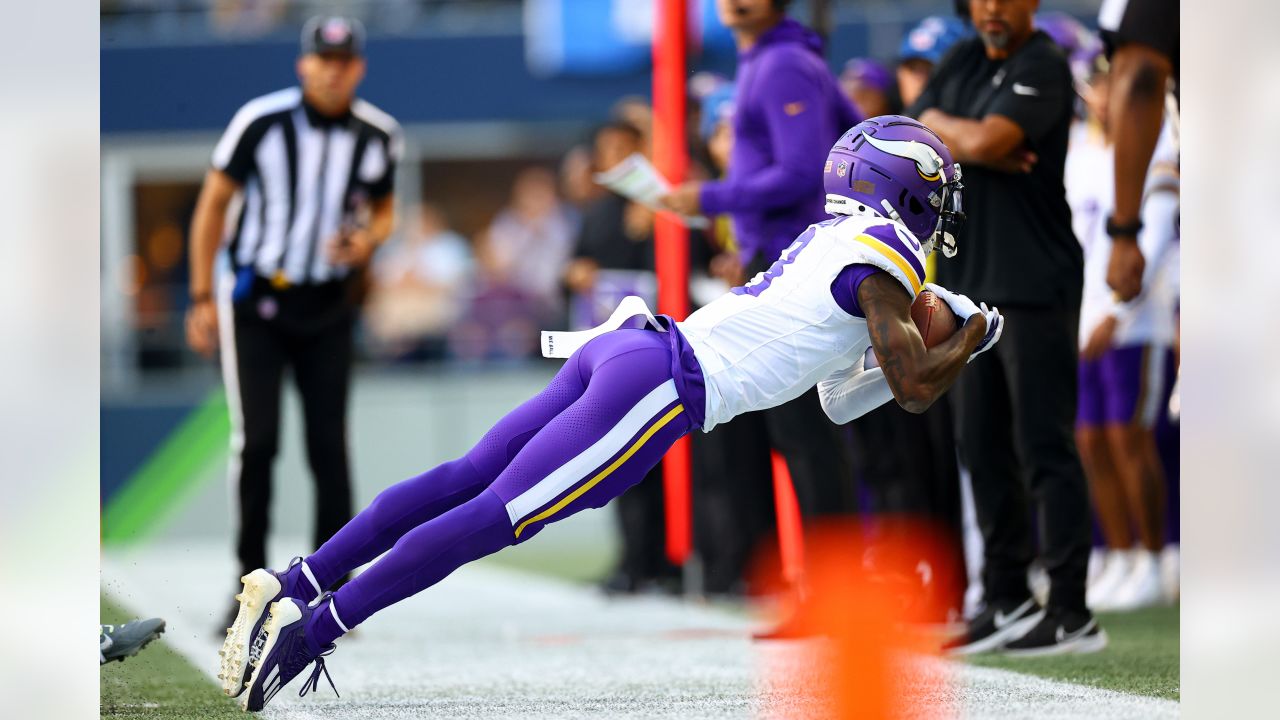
[100,594,242,719]
[967,604,1180,701]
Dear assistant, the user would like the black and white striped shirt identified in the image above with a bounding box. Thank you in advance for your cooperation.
[212,87,403,286]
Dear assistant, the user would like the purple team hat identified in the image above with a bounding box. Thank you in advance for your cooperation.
[823,115,965,257]
[841,58,893,93]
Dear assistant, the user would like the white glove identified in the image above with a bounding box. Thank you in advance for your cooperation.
[970,301,1004,361]
[924,282,981,320]
[923,283,1003,361]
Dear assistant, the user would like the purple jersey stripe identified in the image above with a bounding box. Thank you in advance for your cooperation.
[512,397,685,528]
[731,222,832,297]
[861,222,926,282]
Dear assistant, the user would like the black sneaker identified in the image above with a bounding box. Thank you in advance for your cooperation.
[100,618,166,664]
[1002,606,1108,657]
[943,597,1043,656]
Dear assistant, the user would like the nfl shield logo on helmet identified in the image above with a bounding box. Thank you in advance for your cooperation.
[836,161,848,178]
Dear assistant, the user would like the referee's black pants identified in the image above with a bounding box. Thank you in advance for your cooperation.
[951,304,1091,612]
[223,280,355,577]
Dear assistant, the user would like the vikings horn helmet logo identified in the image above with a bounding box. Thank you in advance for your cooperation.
[861,133,946,182]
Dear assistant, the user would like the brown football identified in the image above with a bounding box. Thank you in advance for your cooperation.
[911,290,958,348]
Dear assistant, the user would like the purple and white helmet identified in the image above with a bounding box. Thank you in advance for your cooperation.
[823,115,965,258]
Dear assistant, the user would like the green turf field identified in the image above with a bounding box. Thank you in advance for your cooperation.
[100,595,242,719]
[967,604,1180,700]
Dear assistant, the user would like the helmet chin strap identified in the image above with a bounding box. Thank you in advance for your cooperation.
[881,198,939,255]
[879,199,905,224]
[827,194,954,258]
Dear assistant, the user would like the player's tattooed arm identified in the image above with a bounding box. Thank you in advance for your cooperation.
[858,272,987,413]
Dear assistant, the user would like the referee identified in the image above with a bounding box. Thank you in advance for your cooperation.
[185,16,402,623]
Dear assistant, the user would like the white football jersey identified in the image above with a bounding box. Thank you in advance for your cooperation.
[678,212,927,431]
[1067,121,1179,349]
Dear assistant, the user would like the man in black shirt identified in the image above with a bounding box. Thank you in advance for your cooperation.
[909,0,1102,655]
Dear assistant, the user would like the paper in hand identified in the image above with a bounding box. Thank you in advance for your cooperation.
[594,153,710,229]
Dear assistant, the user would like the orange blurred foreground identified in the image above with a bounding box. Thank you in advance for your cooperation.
[754,519,958,719]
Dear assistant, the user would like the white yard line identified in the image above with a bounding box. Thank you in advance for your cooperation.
[103,541,1177,719]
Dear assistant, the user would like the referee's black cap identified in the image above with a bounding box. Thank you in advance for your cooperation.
[301,15,365,57]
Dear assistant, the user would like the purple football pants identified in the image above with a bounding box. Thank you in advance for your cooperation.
[1077,344,1171,428]
[302,329,693,643]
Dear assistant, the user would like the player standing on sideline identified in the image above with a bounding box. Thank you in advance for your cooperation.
[660,0,862,600]
[1063,47,1179,612]
[909,0,1102,655]
[184,16,402,628]
[218,117,1001,712]
[1097,0,1179,301]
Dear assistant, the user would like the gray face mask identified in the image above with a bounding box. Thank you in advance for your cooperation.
[925,164,965,259]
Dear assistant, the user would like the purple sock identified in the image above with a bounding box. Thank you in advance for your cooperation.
[278,560,321,603]
[305,595,348,654]
[305,457,488,590]
[326,489,514,631]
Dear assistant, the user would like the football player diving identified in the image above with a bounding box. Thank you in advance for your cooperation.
[219,115,1003,712]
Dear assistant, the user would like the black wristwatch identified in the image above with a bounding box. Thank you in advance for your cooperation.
[1105,215,1143,239]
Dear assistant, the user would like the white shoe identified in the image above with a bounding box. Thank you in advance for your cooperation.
[1028,564,1050,608]
[1160,544,1180,603]
[1086,547,1107,588]
[1106,550,1164,611]
[1087,549,1132,611]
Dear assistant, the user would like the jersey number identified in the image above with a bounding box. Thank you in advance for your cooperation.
[732,228,816,298]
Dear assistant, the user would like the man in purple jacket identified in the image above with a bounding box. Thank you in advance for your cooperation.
[663,0,863,573]
[665,0,861,273]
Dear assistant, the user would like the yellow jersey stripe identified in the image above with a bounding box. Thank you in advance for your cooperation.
[853,233,923,295]
[513,403,685,539]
